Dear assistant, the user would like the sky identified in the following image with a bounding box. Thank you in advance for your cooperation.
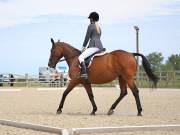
[0,0,180,75]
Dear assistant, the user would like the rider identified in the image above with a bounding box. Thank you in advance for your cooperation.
[78,12,104,80]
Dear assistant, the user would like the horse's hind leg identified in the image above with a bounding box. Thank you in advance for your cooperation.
[83,84,97,115]
[127,78,142,116]
[108,77,127,115]
[57,80,79,114]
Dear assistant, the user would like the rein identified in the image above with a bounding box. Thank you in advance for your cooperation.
[59,54,79,62]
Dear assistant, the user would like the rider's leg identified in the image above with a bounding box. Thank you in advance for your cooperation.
[79,61,88,79]
[78,48,99,79]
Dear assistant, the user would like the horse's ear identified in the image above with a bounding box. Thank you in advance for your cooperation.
[58,39,60,42]
[51,38,55,46]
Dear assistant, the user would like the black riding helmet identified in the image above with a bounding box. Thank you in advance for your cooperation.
[88,12,99,21]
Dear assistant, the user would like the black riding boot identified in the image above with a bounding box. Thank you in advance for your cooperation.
[80,62,88,80]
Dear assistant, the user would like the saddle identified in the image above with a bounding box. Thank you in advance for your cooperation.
[84,48,107,68]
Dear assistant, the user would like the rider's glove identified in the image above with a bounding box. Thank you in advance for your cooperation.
[81,46,86,52]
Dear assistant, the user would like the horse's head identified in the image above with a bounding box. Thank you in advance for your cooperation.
[48,38,64,68]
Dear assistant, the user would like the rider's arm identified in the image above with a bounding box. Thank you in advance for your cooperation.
[82,24,93,48]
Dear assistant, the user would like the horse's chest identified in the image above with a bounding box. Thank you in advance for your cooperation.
[68,64,81,79]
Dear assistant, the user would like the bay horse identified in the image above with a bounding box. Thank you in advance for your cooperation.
[48,38,158,116]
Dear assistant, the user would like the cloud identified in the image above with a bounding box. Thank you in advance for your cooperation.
[0,0,180,28]
[0,0,10,2]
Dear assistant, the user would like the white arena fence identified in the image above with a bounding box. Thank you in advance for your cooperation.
[0,74,69,87]
[0,71,180,88]
[0,119,68,135]
[70,125,180,135]
[0,119,180,135]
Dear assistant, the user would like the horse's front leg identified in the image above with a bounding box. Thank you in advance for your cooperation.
[83,84,97,115]
[57,80,79,114]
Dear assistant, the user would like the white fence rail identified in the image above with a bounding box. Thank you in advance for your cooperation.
[70,125,180,135]
[0,74,68,87]
[0,119,180,135]
[0,119,68,135]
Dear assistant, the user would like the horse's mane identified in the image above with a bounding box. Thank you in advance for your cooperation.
[57,42,81,56]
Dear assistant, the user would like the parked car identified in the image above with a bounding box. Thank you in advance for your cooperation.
[3,75,10,82]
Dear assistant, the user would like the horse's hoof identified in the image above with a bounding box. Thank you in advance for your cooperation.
[56,110,62,115]
[137,112,142,116]
[90,111,96,115]
[107,109,114,115]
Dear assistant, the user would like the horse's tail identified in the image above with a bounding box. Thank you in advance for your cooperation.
[132,53,159,87]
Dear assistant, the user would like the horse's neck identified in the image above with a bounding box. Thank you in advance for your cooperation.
[61,43,81,67]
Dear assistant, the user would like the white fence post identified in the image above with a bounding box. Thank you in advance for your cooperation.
[25,74,29,87]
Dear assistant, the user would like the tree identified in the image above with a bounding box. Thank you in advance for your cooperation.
[146,52,164,72]
[161,61,174,71]
[167,54,180,70]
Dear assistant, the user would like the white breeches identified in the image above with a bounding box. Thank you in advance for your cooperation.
[78,47,99,63]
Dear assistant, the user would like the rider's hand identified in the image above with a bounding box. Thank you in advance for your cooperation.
[81,46,86,52]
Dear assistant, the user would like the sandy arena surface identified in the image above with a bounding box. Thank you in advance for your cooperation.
[0,87,180,135]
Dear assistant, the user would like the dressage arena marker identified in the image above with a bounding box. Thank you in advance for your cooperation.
[0,119,68,135]
[0,89,21,92]
[0,119,180,135]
